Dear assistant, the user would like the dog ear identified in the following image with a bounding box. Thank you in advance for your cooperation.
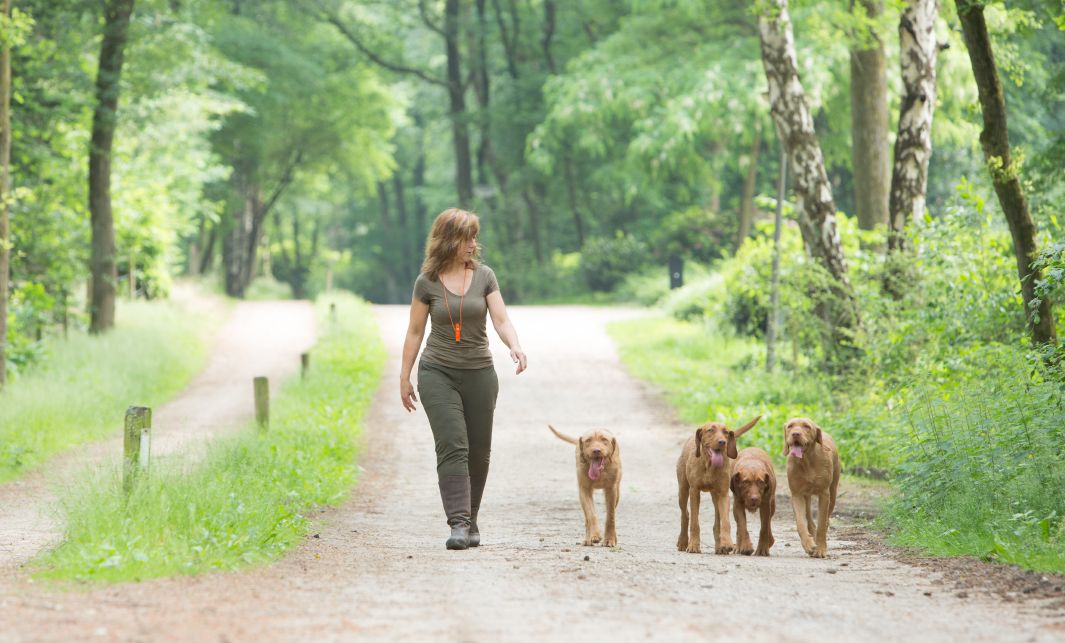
[814,426,823,445]
[730,473,740,493]
[762,472,772,487]
[578,436,586,462]
[726,430,738,459]
[695,428,703,458]
[782,424,790,457]
[611,437,619,461]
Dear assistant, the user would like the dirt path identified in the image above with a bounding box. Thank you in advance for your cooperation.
[1,305,1062,642]
[0,296,316,569]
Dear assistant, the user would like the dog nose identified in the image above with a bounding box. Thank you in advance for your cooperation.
[717,439,726,446]
[790,432,801,441]
[592,448,602,456]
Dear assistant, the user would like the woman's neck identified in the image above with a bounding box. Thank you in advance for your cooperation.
[441,260,468,277]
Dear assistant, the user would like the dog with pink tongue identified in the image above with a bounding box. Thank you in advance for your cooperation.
[676,416,762,555]
[783,417,841,558]
[549,425,622,547]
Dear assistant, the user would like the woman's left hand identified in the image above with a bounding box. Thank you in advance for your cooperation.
[510,348,528,375]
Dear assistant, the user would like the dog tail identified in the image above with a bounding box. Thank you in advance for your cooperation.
[733,415,763,438]
[548,424,579,445]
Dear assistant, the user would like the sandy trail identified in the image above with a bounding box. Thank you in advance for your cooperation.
[0,298,316,569]
[0,304,1061,642]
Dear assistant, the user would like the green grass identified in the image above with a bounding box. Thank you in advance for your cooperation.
[607,315,896,471]
[33,293,385,582]
[0,295,223,483]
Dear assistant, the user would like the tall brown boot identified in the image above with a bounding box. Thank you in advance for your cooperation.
[438,475,471,550]
[468,472,488,547]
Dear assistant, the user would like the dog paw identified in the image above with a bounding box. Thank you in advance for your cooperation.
[714,544,734,555]
[810,545,827,558]
[737,543,754,556]
[603,537,617,547]
[754,547,772,557]
[676,537,688,551]
[685,542,702,554]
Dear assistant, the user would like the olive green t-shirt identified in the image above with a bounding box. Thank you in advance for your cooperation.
[414,264,499,369]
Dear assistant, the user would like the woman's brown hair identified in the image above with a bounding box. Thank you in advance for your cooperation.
[420,208,481,280]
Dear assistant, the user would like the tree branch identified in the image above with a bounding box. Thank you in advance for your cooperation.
[319,8,446,86]
[418,0,446,37]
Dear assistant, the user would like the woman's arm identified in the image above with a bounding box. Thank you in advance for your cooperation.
[401,297,430,411]
[487,290,527,374]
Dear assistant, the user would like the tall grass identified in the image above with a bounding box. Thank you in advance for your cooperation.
[883,347,1065,572]
[33,294,385,582]
[0,296,221,483]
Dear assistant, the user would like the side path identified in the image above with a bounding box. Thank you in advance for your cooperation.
[0,299,316,570]
[0,305,1061,642]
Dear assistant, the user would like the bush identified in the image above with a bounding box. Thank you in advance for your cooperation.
[580,232,650,292]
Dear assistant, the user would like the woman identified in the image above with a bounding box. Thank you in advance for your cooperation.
[400,208,528,550]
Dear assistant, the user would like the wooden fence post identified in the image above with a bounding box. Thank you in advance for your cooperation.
[254,376,269,431]
[300,352,309,380]
[329,302,337,322]
[123,406,151,493]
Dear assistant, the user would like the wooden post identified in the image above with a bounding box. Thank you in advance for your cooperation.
[766,146,787,373]
[123,406,151,493]
[254,376,269,431]
[300,352,309,380]
[129,249,135,299]
[329,302,337,322]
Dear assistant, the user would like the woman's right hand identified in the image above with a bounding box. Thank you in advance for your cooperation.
[400,379,418,412]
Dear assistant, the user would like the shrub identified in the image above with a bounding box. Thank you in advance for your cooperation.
[580,232,650,292]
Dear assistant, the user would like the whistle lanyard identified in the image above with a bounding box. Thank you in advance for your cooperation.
[440,268,470,342]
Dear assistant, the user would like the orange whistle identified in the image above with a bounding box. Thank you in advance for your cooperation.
[454,323,462,342]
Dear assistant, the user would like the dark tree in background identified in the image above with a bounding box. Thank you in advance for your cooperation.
[956,0,1056,346]
[88,0,135,333]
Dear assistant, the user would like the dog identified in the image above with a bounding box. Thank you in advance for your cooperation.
[676,416,761,554]
[730,447,776,556]
[548,425,622,547]
[783,417,841,558]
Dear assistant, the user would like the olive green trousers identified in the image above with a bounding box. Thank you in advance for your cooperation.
[417,361,499,481]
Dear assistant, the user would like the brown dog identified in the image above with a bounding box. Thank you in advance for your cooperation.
[783,417,841,558]
[730,447,776,556]
[549,425,622,547]
[676,416,761,554]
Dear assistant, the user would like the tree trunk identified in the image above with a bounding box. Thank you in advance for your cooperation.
[850,0,890,230]
[956,0,1056,345]
[89,0,136,333]
[758,0,860,352]
[887,0,939,251]
[393,173,415,282]
[198,222,217,274]
[563,157,586,247]
[0,0,10,388]
[736,123,762,248]
[445,0,474,206]
[223,185,255,297]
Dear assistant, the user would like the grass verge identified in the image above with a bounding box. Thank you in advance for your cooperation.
[607,315,895,471]
[32,293,385,582]
[608,314,1065,574]
[0,292,223,483]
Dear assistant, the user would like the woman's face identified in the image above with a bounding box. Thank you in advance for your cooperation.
[460,235,477,262]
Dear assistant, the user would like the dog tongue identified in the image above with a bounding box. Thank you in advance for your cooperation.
[709,450,724,468]
[789,445,804,459]
[588,458,604,481]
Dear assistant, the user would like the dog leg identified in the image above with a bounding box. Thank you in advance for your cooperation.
[603,484,618,547]
[812,492,830,558]
[713,490,734,555]
[791,494,816,556]
[677,477,690,551]
[685,488,702,553]
[755,498,775,556]
[580,485,601,546]
[805,499,815,541]
[734,498,753,555]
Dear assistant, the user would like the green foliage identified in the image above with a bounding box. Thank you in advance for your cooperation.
[33,294,385,582]
[884,352,1065,572]
[580,232,650,292]
[0,291,221,482]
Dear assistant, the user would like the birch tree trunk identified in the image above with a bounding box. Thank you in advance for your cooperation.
[757,0,860,352]
[850,0,890,230]
[88,0,135,333]
[887,0,939,252]
[956,0,1056,345]
[736,123,762,248]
